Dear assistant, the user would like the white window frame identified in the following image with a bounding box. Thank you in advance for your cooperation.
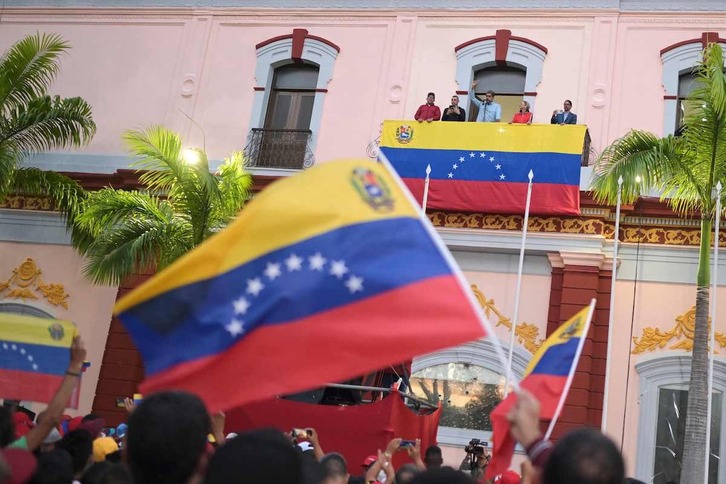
[634,353,726,482]
[411,338,529,446]
[455,37,546,115]
[661,41,726,135]
[250,36,338,156]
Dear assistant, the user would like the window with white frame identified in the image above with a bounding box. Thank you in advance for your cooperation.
[635,354,726,483]
[411,339,528,445]
[470,66,527,123]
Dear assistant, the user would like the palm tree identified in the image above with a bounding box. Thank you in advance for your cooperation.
[592,42,726,483]
[72,125,252,286]
[0,33,96,220]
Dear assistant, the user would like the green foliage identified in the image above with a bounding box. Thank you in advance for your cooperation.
[73,125,252,285]
[0,32,96,221]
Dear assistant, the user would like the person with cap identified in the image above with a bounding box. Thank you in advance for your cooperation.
[93,436,119,463]
[40,427,62,453]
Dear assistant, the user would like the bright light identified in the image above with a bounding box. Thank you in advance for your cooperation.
[635,175,642,183]
[182,148,201,164]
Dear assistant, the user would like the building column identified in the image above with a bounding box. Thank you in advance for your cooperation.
[546,252,611,438]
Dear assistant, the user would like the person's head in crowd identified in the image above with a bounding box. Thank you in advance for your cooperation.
[543,428,624,484]
[484,90,496,104]
[1,448,37,483]
[519,100,531,113]
[423,445,443,469]
[450,95,459,108]
[13,412,34,440]
[57,430,94,479]
[361,454,377,471]
[67,417,83,434]
[81,461,133,484]
[40,428,62,453]
[563,99,573,113]
[28,449,73,484]
[203,428,302,484]
[395,463,421,484]
[321,452,348,484]
[126,391,210,484]
[409,467,477,484]
[426,92,435,105]
[0,407,14,448]
[79,415,105,440]
[93,437,119,463]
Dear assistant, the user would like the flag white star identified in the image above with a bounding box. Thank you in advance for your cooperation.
[32,364,38,371]
[495,164,501,170]
[499,174,506,180]
[469,152,475,158]
[264,262,282,280]
[27,355,33,362]
[480,152,486,158]
[19,348,25,355]
[11,344,16,351]
[330,260,349,279]
[309,253,327,271]
[498,127,506,134]
[285,254,303,271]
[233,296,250,315]
[448,172,454,178]
[246,278,264,296]
[345,275,364,293]
[459,156,465,162]
[489,156,495,162]
[225,318,244,337]
[452,163,458,169]
[1,343,6,349]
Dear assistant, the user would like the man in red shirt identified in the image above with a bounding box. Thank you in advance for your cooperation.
[414,92,441,123]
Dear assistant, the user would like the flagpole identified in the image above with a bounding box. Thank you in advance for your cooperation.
[545,299,596,440]
[377,148,520,392]
[504,170,534,397]
[601,175,623,434]
[706,180,722,479]
[422,164,432,213]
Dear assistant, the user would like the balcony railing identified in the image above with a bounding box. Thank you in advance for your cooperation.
[244,128,315,170]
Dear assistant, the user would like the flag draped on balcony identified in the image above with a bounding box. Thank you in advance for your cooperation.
[379,121,587,215]
[115,159,487,412]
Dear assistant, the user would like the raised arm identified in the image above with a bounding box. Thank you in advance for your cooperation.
[469,80,483,109]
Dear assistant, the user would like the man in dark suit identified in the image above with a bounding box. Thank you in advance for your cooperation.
[551,99,577,125]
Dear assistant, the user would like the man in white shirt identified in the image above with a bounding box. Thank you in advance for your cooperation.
[469,80,502,122]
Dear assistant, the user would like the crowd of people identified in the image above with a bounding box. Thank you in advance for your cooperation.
[413,84,577,126]
[1,337,644,484]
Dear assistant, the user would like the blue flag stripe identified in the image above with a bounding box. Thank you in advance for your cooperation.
[380,147,581,185]
[528,338,581,377]
[119,217,453,375]
[0,340,69,376]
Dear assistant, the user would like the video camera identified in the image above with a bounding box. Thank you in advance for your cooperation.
[464,438,487,457]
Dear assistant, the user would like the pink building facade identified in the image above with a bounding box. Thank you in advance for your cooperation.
[2,1,726,481]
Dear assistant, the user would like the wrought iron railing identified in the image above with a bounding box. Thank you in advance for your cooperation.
[244,128,315,170]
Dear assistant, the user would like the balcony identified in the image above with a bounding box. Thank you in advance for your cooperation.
[244,128,314,170]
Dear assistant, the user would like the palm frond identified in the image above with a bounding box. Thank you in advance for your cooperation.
[7,167,86,225]
[0,95,96,154]
[0,144,21,199]
[209,151,252,227]
[0,33,69,113]
[591,130,694,206]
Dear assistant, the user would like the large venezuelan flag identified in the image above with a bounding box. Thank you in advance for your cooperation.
[0,314,79,406]
[115,159,487,412]
[379,121,587,215]
[485,302,594,478]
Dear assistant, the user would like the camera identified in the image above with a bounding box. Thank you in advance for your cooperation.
[464,438,487,456]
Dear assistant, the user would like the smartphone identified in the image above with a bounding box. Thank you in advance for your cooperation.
[291,428,310,440]
[400,440,416,448]
[115,398,125,408]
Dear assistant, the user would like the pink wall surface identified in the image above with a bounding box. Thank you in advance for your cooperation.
[0,242,118,415]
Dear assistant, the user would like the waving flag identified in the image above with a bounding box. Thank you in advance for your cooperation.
[0,314,80,406]
[115,159,487,412]
[485,301,594,478]
[379,121,587,215]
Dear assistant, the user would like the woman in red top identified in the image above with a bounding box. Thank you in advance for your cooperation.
[509,101,533,124]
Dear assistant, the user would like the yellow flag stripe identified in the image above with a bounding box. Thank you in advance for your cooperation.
[0,313,77,348]
[381,120,587,155]
[524,305,590,375]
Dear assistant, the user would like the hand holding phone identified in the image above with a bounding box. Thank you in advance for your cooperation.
[399,440,416,448]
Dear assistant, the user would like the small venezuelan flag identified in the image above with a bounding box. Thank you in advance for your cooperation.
[115,159,487,412]
[486,302,594,478]
[379,121,588,215]
[0,314,79,405]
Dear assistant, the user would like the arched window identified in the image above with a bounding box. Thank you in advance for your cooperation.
[635,354,725,483]
[0,302,54,318]
[469,66,527,122]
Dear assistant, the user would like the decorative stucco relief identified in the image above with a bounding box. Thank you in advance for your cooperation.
[471,284,542,354]
[632,306,726,354]
[0,258,70,309]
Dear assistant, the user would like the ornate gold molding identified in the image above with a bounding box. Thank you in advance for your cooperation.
[0,258,69,309]
[632,306,726,354]
[0,195,53,211]
[470,284,542,353]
